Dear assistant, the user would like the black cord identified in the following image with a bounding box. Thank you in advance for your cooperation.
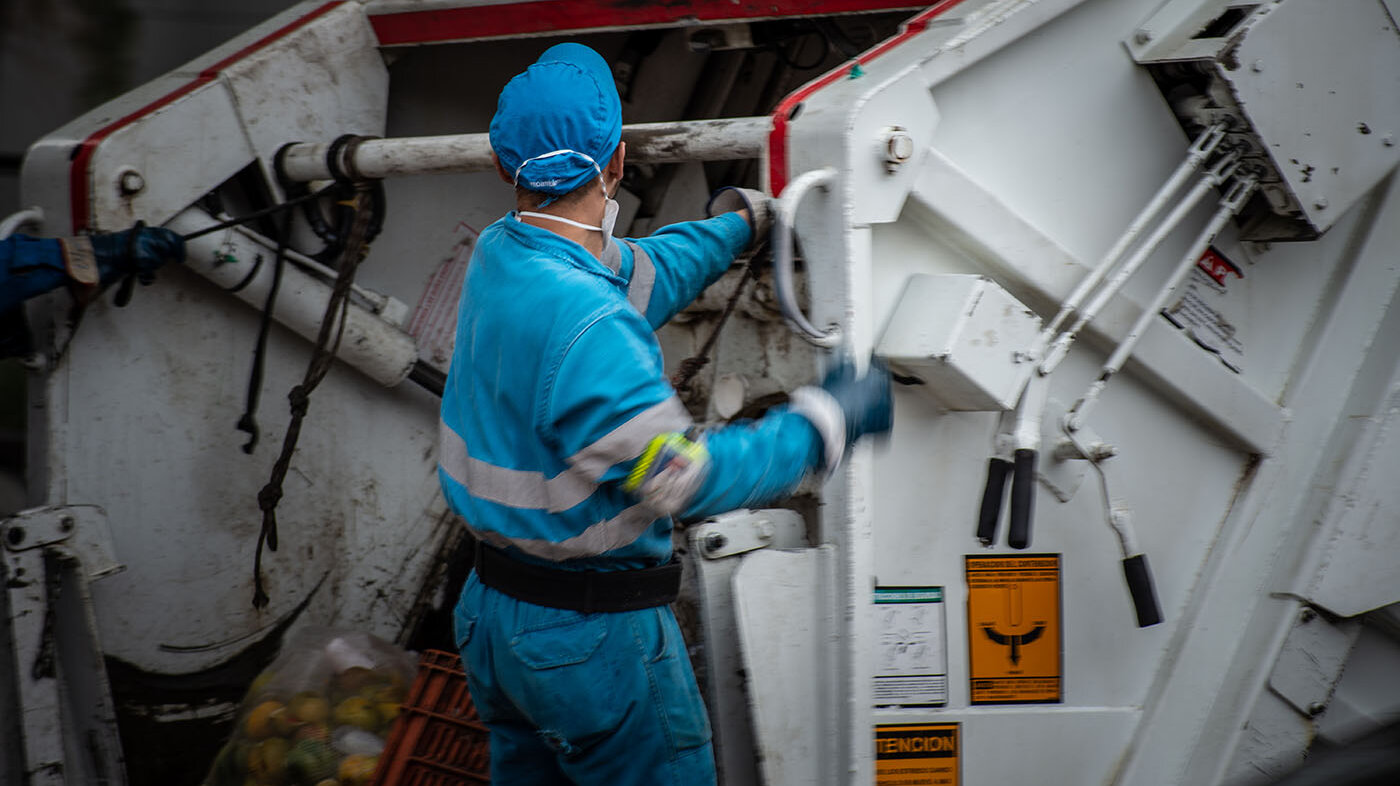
[252,184,375,609]
[180,186,333,242]
[235,208,293,455]
[672,257,760,394]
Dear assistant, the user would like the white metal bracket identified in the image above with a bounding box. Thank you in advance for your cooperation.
[1268,607,1362,719]
[693,507,807,561]
[2,505,127,785]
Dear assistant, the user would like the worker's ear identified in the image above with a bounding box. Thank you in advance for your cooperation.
[604,142,626,195]
[492,152,513,185]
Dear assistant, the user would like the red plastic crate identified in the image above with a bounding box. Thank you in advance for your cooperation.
[373,649,490,785]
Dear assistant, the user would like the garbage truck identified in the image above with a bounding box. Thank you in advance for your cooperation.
[5,0,1400,783]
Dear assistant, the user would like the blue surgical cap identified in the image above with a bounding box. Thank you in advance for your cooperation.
[490,43,623,196]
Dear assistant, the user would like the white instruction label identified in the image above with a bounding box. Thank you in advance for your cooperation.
[407,222,478,368]
[1162,247,1245,373]
[874,587,948,708]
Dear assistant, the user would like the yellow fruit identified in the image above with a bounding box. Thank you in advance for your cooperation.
[246,737,290,784]
[332,666,375,698]
[289,691,331,725]
[246,669,276,701]
[245,700,285,740]
[376,701,401,727]
[270,705,302,737]
[362,683,404,706]
[332,696,380,732]
[338,753,379,786]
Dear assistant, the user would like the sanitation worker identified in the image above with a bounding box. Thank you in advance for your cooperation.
[439,42,892,785]
[0,225,185,353]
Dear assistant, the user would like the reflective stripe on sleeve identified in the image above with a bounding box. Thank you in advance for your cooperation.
[439,396,691,512]
[467,503,661,561]
[566,395,692,481]
[623,240,655,316]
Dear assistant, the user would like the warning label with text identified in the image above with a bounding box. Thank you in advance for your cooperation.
[876,723,959,786]
[874,586,947,708]
[966,554,1062,704]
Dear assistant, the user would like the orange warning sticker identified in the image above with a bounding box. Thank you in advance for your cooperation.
[875,723,959,786]
[966,554,1062,704]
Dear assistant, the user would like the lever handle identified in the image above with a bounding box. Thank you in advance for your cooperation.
[976,457,1012,545]
[1007,448,1036,549]
[1122,554,1163,627]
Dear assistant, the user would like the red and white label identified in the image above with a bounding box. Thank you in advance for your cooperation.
[407,222,478,368]
[1163,246,1246,372]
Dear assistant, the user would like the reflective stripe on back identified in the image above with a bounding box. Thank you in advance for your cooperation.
[467,503,660,561]
[439,421,596,512]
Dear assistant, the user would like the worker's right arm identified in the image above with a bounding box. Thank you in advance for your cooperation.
[549,309,892,522]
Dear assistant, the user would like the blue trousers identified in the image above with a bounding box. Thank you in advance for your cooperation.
[454,572,717,785]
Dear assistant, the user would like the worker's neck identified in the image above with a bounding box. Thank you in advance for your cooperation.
[518,193,608,257]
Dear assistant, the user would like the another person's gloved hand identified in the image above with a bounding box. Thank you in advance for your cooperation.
[706,186,772,252]
[788,353,894,472]
[819,353,894,445]
[86,225,186,287]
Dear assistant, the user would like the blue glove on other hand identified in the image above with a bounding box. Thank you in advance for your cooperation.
[819,354,894,446]
[88,225,185,287]
[788,353,894,472]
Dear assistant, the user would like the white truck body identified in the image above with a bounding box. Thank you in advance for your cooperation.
[5,1,1400,783]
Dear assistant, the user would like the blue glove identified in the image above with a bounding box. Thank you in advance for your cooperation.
[819,354,894,446]
[88,225,185,287]
[788,353,894,472]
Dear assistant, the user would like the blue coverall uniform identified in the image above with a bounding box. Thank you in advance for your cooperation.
[439,210,829,784]
[0,235,86,314]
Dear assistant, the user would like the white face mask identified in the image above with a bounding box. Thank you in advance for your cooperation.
[514,148,616,235]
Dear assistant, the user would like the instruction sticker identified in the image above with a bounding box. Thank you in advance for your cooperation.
[1161,246,1246,373]
[876,723,959,786]
[966,554,1062,704]
[874,587,947,708]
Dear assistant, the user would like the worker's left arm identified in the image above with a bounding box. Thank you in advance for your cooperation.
[0,227,185,314]
[624,187,769,329]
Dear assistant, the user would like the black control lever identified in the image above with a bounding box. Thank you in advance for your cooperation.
[1007,448,1036,549]
[976,457,1012,545]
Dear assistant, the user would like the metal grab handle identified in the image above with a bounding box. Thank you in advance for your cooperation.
[772,167,842,347]
[0,207,45,240]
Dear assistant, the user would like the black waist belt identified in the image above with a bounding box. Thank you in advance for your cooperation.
[474,541,682,613]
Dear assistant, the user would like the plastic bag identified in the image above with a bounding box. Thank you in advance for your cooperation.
[204,627,418,786]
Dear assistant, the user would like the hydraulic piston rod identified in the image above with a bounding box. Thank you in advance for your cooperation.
[277,117,773,182]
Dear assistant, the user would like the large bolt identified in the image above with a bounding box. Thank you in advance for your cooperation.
[883,127,914,173]
[1133,30,1152,45]
[703,532,729,553]
[6,526,24,547]
[118,169,146,196]
[60,516,75,532]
